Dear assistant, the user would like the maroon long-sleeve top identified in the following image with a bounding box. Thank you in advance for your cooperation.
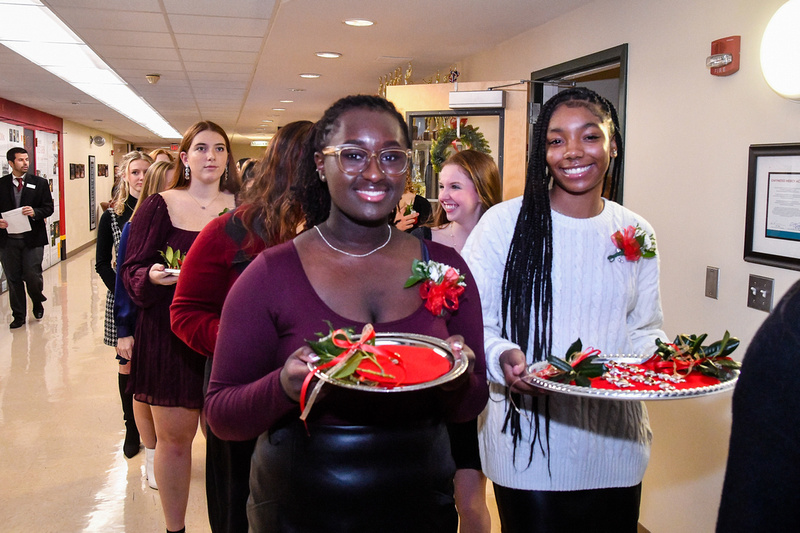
[205,240,488,441]
[170,209,267,357]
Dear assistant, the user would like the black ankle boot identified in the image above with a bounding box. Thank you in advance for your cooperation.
[118,373,141,458]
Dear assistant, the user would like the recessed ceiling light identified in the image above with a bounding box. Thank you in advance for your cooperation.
[299,73,321,79]
[344,19,374,27]
[316,51,342,59]
[279,100,293,103]
[261,119,273,123]
[272,108,286,111]
[288,88,305,92]
[251,140,269,147]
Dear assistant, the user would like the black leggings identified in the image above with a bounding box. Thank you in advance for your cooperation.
[493,482,642,533]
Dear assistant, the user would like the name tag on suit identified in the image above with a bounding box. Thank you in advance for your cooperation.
[26,183,36,189]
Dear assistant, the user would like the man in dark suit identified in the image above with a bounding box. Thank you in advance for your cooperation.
[0,147,54,328]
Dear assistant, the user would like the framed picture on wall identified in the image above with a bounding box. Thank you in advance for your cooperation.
[89,155,97,231]
[744,143,800,271]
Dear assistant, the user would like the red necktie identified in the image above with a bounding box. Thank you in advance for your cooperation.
[16,179,23,192]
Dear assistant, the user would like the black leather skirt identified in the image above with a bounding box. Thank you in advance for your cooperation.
[247,419,457,533]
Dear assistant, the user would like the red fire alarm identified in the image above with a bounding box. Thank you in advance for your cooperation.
[708,36,740,76]
[170,143,179,151]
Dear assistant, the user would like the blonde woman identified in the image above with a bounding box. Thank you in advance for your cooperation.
[122,122,237,533]
[114,160,176,488]
[95,150,153,458]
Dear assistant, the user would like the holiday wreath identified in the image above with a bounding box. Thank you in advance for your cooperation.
[430,124,492,173]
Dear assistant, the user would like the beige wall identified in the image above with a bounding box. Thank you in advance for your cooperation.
[460,0,799,531]
[231,142,267,162]
[62,120,115,254]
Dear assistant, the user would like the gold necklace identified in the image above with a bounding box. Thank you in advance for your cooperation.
[187,189,221,210]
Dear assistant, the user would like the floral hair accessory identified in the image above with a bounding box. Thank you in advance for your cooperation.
[608,224,656,262]
[404,259,466,317]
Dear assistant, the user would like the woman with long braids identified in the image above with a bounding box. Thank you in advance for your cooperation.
[463,87,665,532]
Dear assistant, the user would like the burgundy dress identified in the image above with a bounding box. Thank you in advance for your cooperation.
[121,194,205,408]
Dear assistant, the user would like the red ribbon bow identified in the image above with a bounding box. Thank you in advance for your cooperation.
[643,345,702,375]
[419,267,465,317]
[610,226,643,261]
[299,326,401,428]
[570,348,601,367]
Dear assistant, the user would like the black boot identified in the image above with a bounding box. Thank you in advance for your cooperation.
[118,373,141,458]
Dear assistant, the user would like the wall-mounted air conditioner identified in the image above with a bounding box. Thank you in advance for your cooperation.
[448,90,505,109]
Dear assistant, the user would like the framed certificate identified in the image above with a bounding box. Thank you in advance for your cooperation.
[744,143,800,271]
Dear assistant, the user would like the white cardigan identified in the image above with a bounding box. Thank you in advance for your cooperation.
[462,196,665,491]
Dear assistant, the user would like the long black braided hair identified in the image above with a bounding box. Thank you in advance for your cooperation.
[500,87,624,468]
[295,94,412,229]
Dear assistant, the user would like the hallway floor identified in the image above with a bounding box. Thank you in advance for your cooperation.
[0,247,212,532]
[0,246,502,532]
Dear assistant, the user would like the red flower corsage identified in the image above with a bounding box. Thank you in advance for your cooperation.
[404,259,466,317]
[608,224,656,262]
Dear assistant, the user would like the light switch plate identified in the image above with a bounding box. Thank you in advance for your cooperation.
[747,274,774,312]
[705,267,719,299]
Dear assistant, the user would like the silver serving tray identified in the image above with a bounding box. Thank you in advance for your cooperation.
[523,357,739,401]
[308,332,467,393]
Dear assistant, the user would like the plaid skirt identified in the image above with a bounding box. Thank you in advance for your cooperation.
[103,289,116,346]
[103,208,122,348]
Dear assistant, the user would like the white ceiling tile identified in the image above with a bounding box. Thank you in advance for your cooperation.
[179,49,257,64]
[175,34,262,52]
[95,45,181,61]
[182,62,253,74]
[186,71,250,83]
[52,8,168,32]
[78,29,175,48]
[163,0,275,19]
[45,0,162,11]
[112,59,184,71]
[168,14,269,37]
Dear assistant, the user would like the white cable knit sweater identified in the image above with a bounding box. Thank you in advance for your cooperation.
[462,196,665,491]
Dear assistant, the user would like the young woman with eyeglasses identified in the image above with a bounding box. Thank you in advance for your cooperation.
[205,95,488,532]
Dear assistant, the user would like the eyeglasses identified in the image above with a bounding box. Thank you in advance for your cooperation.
[321,145,412,176]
